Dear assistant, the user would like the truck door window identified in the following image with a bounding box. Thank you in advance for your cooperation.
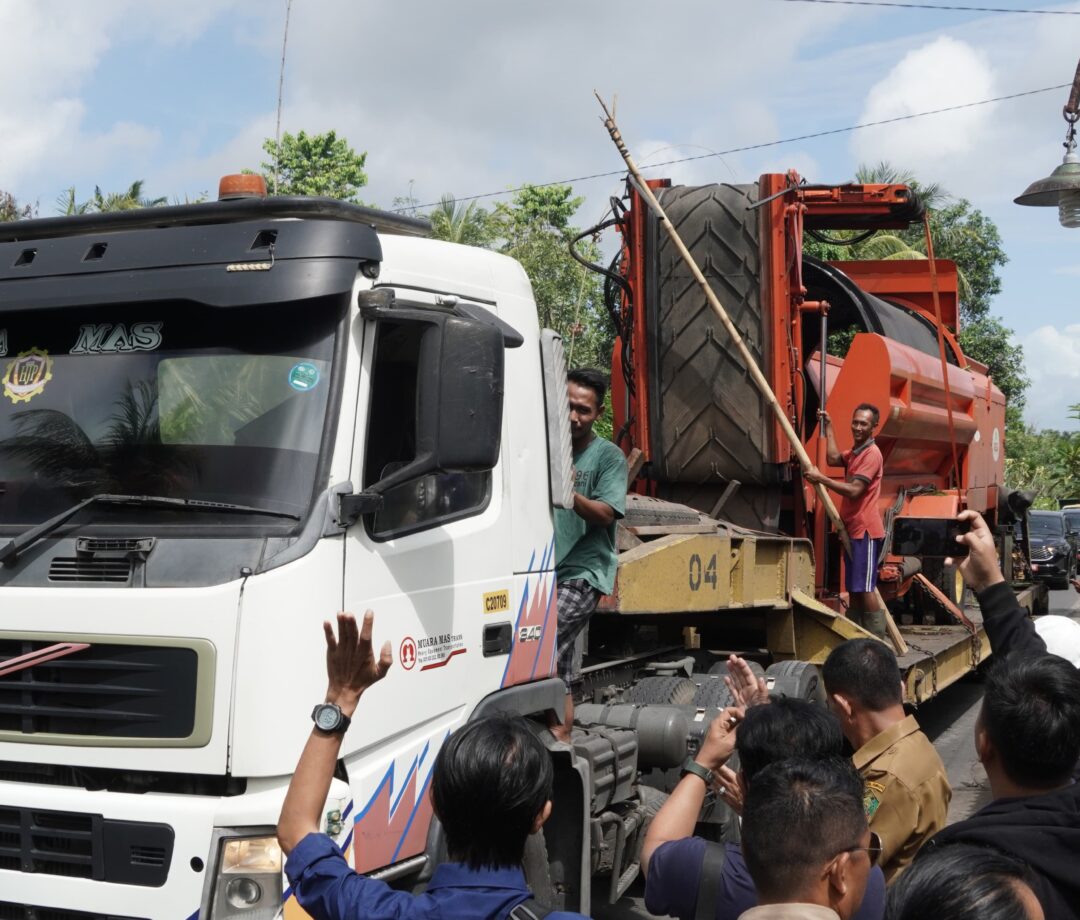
[363,320,490,538]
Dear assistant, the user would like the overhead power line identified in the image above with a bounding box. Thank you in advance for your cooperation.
[395,83,1069,213]
[772,0,1080,14]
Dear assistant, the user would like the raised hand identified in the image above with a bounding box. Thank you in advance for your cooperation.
[696,706,745,772]
[323,610,392,715]
[947,510,1004,594]
[724,654,770,709]
[715,764,743,815]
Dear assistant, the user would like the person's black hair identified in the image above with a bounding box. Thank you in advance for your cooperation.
[741,758,866,901]
[735,697,844,785]
[567,367,608,409]
[854,402,880,426]
[887,844,1036,920]
[823,638,903,711]
[982,652,1080,789]
[430,714,553,869]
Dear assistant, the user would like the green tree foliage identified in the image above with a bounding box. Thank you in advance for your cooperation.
[1006,407,1080,508]
[427,194,498,246]
[260,130,368,201]
[57,181,166,215]
[493,185,612,370]
[406,183,615,372]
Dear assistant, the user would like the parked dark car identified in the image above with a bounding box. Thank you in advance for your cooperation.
[1064,507,1080,571]
[1028,510,1079,589]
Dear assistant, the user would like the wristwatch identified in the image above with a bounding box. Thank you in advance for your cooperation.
[680,757,714,786]
[311,702,352,735]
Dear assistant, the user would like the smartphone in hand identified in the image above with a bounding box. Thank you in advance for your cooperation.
[892,518,970,558]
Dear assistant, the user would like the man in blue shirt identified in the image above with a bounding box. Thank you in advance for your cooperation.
[278,610,587,919]
[641,692,886,920]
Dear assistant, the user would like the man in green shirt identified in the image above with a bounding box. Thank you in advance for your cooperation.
[553,368,627,741]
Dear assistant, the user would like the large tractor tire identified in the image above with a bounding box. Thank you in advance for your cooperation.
[648,184,771,491]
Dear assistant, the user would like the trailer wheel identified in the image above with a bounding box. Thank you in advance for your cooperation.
[765,660,825,705]
[624,675,698,706]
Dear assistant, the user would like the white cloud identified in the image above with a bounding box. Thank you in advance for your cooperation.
[852,37,995,175]
[0,1,248,194]
[1022,324,1080,430]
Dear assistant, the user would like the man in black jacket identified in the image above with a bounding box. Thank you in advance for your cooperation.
[925,509,1080,919]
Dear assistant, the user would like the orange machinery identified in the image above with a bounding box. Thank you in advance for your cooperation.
[609,172,1005,604]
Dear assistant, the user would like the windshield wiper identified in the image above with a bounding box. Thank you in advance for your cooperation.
[0,493,301,567]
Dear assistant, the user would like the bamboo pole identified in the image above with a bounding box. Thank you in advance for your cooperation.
[594,93,907,655]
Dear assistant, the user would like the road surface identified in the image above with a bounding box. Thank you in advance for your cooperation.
[597,583,1080,918]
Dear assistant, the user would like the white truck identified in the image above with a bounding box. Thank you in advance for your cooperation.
[0,184,676,920]
[0,176,1031,919]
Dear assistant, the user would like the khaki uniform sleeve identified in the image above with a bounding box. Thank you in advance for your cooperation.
[862,770,922,884]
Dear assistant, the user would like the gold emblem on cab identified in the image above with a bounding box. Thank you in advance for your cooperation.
[3,348,54,404]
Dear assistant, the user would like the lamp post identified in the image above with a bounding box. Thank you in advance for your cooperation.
[1015,57,1080,228]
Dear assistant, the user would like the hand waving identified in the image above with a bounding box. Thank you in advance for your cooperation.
[324,611,392,715]
[724,654,770,709]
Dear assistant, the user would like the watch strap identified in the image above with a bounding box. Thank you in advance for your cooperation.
[680,757,713,786]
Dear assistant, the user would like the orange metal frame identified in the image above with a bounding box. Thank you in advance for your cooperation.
[613,173,1006,601]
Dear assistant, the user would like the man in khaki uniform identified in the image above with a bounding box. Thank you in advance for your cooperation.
[823,639,950,882]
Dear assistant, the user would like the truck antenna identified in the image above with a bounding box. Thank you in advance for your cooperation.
[273,0,295,196]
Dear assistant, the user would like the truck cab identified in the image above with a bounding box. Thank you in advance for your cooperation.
[0,191,576,919]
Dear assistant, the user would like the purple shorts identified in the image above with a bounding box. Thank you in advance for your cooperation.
[845,533,882,594]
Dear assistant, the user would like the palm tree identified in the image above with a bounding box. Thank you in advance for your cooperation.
[56,180,167,215]
[809,162,975,303]
[428,194,496,247]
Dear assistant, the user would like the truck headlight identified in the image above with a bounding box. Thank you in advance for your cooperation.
[210,833,283,919]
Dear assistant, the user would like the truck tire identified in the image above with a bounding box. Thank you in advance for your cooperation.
[522,828,561,910]
[765,660,825,705]
[649,184,770,490]
[624,675,698,706]
[691,675,734,709]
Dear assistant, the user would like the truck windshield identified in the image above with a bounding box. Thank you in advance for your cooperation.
[0,298,341,526]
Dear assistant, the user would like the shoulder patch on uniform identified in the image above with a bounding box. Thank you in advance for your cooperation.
[864,780,886,818]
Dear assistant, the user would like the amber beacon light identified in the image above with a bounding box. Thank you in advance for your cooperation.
[218,174,268,201]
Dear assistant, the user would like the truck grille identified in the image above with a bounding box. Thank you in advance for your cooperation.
[0,806,171,887]
[0,903,147,920]
[0,640,198,739]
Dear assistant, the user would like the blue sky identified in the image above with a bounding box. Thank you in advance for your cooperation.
[2,1,1078,428]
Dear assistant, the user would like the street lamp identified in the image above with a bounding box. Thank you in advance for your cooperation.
[1015,58,1080,228]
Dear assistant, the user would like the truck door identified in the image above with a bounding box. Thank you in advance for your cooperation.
[340,290,514,872]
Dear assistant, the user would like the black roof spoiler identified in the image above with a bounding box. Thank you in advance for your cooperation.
[0,196,432,243]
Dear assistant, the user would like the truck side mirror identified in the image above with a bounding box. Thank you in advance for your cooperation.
[367,311,504,495]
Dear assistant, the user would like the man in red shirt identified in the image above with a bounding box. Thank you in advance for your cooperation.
[806,404,887,639]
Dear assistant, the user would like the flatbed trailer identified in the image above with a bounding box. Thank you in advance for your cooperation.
[588,495,1044,706]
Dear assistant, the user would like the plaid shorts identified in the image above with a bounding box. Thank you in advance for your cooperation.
[556,578,601,687]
